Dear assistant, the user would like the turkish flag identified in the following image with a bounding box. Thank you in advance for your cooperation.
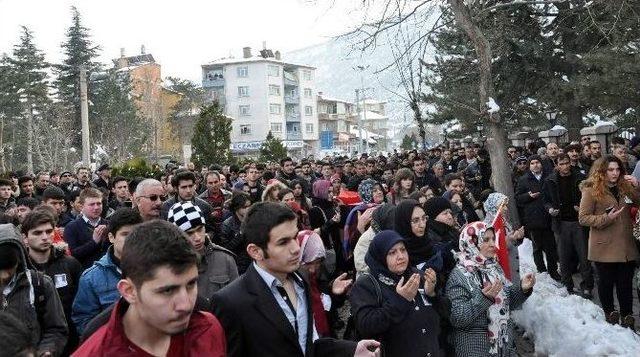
[492,210,512,281]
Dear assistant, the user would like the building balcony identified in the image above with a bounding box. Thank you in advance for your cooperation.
[286,113,301,122]
[284,95,299,104]
[286,131,302,140]
[202,77,225,87]
[284,78,298,87]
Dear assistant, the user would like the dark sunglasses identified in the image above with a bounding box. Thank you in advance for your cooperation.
[141,194,167,202]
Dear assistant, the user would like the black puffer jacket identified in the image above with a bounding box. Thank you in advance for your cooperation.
[515,171,551,230]
[220,215,251,274]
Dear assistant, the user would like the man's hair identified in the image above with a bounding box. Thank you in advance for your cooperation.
[79,188,103,204]
[564,143,582,153]
[0,311,35,356]
[111,176,128,189]
[76,166,89,174]
[589,140,601,146]
[0,242,20,270]
[18,176,32,186]
[280,157,293,167]
[21,210,55,235]
[35,171,49,180]
[68,189,81,203]
[16,197,39,210]
[205,171,221,181]
[0,179,11,188]
[171,171,196,188]
[42,186,66,201]
[121,220,198,287]
[241,202,296,252]
[556,153,570,163]
[444,173,462,187]
[229,191,251,213]
[107,208,143,236]
[611,137,626,146]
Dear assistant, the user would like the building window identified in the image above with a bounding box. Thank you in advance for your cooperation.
[268,65,280,77]
[303,88,312,98]
[239,105,251,116]
[271,123,282,133]
[237,86,249,97]
[321,123,329,131]
[269,85,281,96]
[302,69,312,81]
[306,123,314,133]
[305,106,313,116]
[237,66,248,78]
[269,104,281,115]
[240,124,251,135]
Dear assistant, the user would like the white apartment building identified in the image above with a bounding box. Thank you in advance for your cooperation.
[201,46,319,157]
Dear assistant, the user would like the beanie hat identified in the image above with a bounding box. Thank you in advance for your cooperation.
[527,154,542,165]
[424,197,452,219]
[515,156,528,164]
[167,201,205,232]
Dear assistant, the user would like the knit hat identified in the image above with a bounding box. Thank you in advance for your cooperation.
[167,201,205,232]
[515,156,528,164]
[424,196,452,219]
[527,154,542,165]
[631,136,640,149]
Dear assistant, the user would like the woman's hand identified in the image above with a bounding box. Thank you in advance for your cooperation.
[481,280,503,300]
[357,207,377,233]
[624,175,639,188]
[423,268,437,297]
[521,273,536,292]
[512,227,525,241]
[331,211,341,223]
[331,273,353,295]
[396,273,420,301]
[607,206,625,221]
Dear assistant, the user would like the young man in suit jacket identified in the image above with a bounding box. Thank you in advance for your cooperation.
[211,202,380,357]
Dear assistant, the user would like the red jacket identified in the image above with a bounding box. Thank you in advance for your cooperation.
[72,299,226,357]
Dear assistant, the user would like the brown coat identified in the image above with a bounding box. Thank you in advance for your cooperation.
[578,184,639,262]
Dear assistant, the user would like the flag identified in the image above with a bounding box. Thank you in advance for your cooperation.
[492,209,512,281]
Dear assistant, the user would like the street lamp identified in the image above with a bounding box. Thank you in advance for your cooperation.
[545,111,558,128]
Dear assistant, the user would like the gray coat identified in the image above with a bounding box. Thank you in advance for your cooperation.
[445,266,529,357]
[197,239,239,302]
[0,224,68,356]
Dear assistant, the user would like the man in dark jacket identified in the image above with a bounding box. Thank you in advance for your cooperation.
[22,210,83,355]
[161,171,214,232]
[73,221,227,356]
[92,164,111,191]
[211,202,380,357]
[275,157,303,186]
[543,153,593,297]
[515,155,560,280]
[0,224,68,357]
[220,191,252,274]
[63,188,109,269]
[0,178,16,213]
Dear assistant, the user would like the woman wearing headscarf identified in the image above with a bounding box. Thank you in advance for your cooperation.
[343,179,384,261]
[353,204,396,278]
[350,230,446,357]
[297,230,353,338]
[309,179,344,272]
[446,222,535,357]
[483,193,525,283]
[394,199,441,273]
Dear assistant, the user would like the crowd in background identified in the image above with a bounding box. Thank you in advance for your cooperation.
[2,133,640,356]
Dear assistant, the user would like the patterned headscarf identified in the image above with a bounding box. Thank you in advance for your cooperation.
[297,230,326,264]
[312,180,332,200]
[456,221,510,355]
[483,192,512,232]
[357,178,377,204]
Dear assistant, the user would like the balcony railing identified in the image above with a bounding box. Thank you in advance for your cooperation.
[286,113,301,122]
[286,131,302,140]
[202,77,225,87]
[284,95,299,104]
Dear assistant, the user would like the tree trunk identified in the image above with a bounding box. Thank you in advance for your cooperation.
[449,0,520,225]
[26,102,34,174]
[0,114,5,173]
[564,91,583,141]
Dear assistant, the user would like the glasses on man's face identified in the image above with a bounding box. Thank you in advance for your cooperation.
[141,194,167,202]
[61,174,71,178]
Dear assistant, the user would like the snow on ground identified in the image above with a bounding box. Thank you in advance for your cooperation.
[513,239,640,356]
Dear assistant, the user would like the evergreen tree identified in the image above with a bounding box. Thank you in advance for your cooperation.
[92,70,149,162]
[191,102,232,166]
[259,131,288,162]
[54,6,101,144]
[400,134,415,150]
[165,76,206,142]
[8,26,51,173]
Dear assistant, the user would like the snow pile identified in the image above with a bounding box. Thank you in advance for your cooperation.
[486,97,500,113]
[514,240,640,356]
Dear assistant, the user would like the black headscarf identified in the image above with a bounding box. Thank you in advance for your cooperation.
[394,199,436,267]
[364,230,412,287]
[370,203,396,233]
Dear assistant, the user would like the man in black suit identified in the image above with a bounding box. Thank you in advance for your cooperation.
[211,202,380,357]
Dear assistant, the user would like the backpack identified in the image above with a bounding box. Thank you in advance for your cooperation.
[30,270,47,328]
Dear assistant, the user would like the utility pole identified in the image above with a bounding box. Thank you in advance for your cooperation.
[355,89,363,154]
[79,67,91,166]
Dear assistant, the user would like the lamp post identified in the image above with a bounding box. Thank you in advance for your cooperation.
[545,111,558,128]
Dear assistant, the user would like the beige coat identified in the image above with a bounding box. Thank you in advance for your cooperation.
[578,184,639,263]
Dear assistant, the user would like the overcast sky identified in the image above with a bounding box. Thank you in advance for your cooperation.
[0,0,363,82]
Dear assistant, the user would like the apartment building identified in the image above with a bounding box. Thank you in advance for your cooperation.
[201,46,319,157]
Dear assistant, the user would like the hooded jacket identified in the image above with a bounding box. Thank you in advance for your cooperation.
[196,238,239,302]
[0,224,68,356]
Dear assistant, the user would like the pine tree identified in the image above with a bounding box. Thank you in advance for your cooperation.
[259,131,288,162]
[400,134,414,150]
[165,76,206,143]
[191,102,232,166]
[8,26,51,173]
[54,6,101,145]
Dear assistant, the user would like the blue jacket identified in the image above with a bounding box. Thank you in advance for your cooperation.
[71,249,121,335]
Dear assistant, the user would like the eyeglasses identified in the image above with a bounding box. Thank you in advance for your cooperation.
[410,215,428,225]
[61,174,72,178]
[140,194,167,202]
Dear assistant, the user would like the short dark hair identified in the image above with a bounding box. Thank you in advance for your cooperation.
[121,220,198,287]
[42,186,66,201]
[16,197,39,210]
[611,137,625,146]
[0,179,11,188]
[444,173,462,187]
[111,176,128,190]
[171,171,196,188]
[557,153,570,163]
[18,176,32,186]
[564,143,582,153]
[21,210,55,235]
[229,191,251,213]
[68,189,81,203]
[0,243,20,270]
[589,140,601,146]
[108,208,143,236]
[280,157,293,167]
[0,311,34,356]
[241,202,296,251]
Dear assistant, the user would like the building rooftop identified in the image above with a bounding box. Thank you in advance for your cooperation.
[202,56,315,69]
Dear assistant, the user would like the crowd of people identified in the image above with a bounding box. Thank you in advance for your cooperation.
[1,134,640,356]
